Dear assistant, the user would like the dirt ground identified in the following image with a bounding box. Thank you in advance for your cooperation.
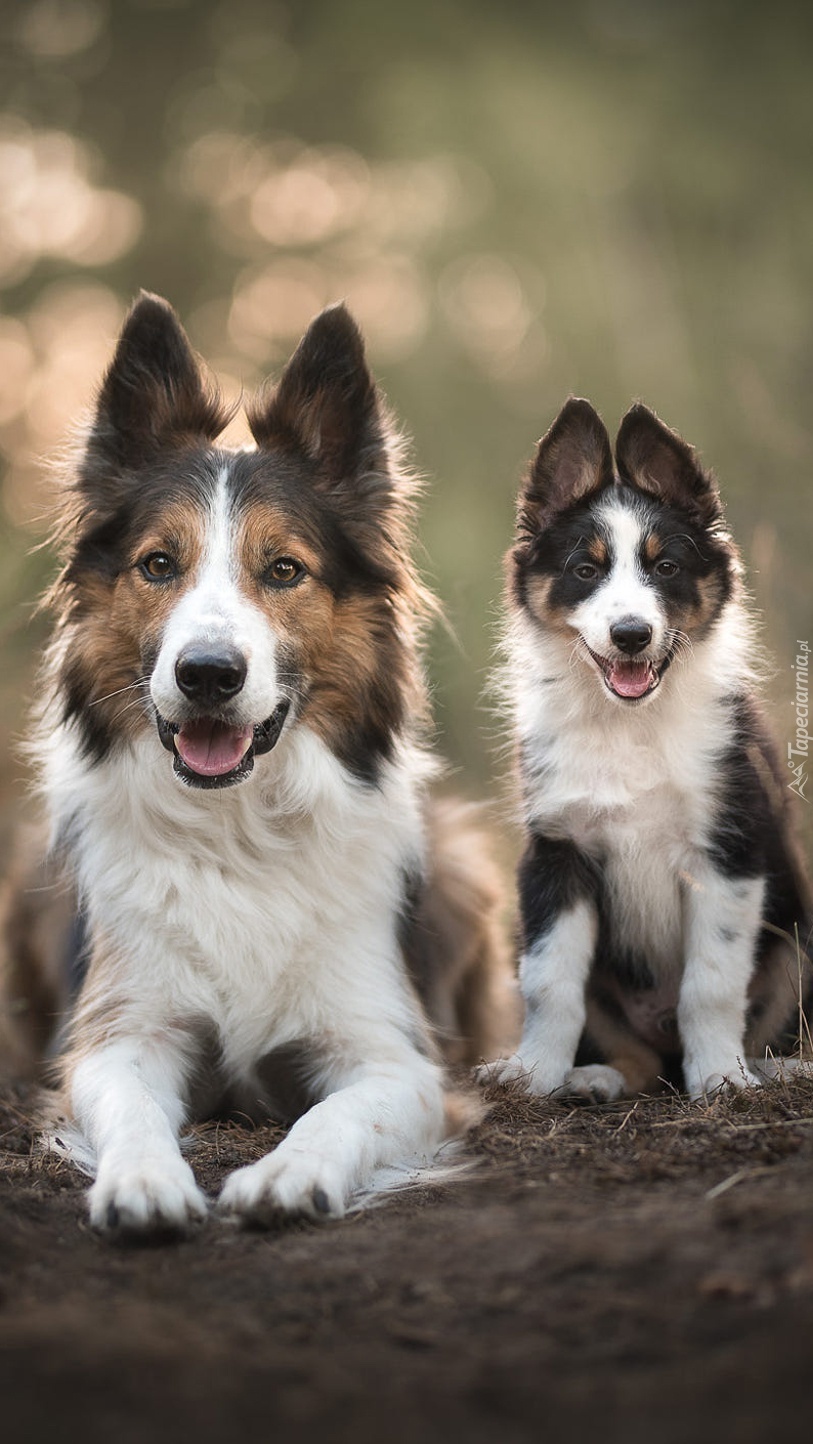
[2,1076,813,1444]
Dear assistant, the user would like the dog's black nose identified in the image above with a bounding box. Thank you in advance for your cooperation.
[175,648,247,705]
[610,617,653,655]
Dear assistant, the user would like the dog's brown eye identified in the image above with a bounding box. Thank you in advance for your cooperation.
[574,562,599,581]
[654,559,679,578]
[266,557,305,588]
[139,552,177,581]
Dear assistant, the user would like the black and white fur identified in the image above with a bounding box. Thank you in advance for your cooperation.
[489,398,811,1102]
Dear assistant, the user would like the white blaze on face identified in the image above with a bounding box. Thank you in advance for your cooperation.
[571,495,666,659]
[149,469,282,733]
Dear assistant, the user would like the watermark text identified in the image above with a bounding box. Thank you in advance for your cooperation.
[788,639,810,800]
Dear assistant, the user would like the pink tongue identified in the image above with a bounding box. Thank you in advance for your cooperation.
[175,719,253,776]
[608,659,653,698]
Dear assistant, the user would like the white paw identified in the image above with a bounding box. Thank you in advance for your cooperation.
[476,1053,567,1096]
[89,1153,208,1236]
[553,1064,628,1104]
[218,1146,347,1226]
[686,1062,762,1101]
[476,1053,532,1088]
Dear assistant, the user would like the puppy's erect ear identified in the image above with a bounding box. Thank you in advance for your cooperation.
[519,398,613,535]
[87,292,228,474]
[248,304,390,494]
[615,404,722,525]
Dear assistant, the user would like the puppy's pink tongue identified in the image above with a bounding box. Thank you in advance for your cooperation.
[608,660,653,698]
[175,719,253,776]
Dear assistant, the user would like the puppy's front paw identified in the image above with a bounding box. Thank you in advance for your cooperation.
[476,1053,570,1097]
[90,1154,208,1237]
[685,1061,762,1101]
[747,1056,813,1084]
[218,1149,346,1227]
[554,1064,628,1104]
[475,1053,533,1089]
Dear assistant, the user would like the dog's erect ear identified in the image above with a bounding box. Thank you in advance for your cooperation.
[87,292,227,470]
[615,404,722,524]
[248,305,388,488]
[518,398,613,534]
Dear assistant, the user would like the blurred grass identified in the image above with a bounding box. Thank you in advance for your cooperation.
[0,0,810,858]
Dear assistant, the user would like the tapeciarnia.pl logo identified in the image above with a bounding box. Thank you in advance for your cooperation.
[788,639,810,801]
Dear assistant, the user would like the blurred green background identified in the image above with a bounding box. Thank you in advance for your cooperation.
[0,0,811,850]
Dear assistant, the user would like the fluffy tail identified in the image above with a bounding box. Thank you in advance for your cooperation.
[404,796,518,1066]
[0,824,75,1082]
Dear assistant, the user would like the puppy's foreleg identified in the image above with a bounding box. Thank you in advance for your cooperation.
[483,835,598,1094]
[679,870,765,1099]
[67,1027,207,1234]
[553,992,664,1102]
[219,1040,445,1223]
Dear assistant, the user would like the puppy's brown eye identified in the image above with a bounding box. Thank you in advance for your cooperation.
[139,552,177,581]
[574,562,599,581]
[654,559,679,578]
[266,557,305,588]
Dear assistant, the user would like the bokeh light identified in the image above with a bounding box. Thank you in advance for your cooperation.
[0,0,810,823]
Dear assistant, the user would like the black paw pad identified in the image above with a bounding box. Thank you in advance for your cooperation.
[312,1187,332,1216]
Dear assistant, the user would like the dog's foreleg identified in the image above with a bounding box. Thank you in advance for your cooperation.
[679,869,766,1099]
[481,835,598,1094]
[219,1039,445,1223]
[68,1028,208,1234]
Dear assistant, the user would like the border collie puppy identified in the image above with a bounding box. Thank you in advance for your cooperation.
[489,398,811,1102]
[2,294,509,1234]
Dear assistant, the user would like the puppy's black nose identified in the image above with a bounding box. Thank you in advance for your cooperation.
[610,617,652,655]
[175,648,247,705]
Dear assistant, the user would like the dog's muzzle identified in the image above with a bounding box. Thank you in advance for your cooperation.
[156,700,291,789]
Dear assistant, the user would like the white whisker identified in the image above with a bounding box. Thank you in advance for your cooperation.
[90,680,150,708]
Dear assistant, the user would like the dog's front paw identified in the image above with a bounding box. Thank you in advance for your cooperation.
[685,1061,762,1101]
[218,1149,347,1227]
[90,1154,208,1237]
[553,1064,628,1104]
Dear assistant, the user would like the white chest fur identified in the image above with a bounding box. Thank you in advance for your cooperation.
[510,613,743,974]
[45,723,430,1072]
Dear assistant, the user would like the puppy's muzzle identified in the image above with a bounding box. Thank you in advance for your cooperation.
[609,617,653,656]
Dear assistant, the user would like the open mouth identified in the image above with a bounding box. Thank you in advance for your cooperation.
[585,646,672,702]
[156,702,290,788]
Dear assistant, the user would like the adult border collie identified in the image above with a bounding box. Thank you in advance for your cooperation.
[488,398,811,1102]
[0,294,509,1235]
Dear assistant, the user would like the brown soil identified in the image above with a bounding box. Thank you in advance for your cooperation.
[2,1077,813,1444]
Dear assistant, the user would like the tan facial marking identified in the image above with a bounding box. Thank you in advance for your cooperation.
[525,573,574,637]
[237,502,323,587]
[525,574,553,624]
[643,533,661,564]
[59,499,208,742]
[233,501,416,754]
[668,571,726,637]
[111,505,206,658]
